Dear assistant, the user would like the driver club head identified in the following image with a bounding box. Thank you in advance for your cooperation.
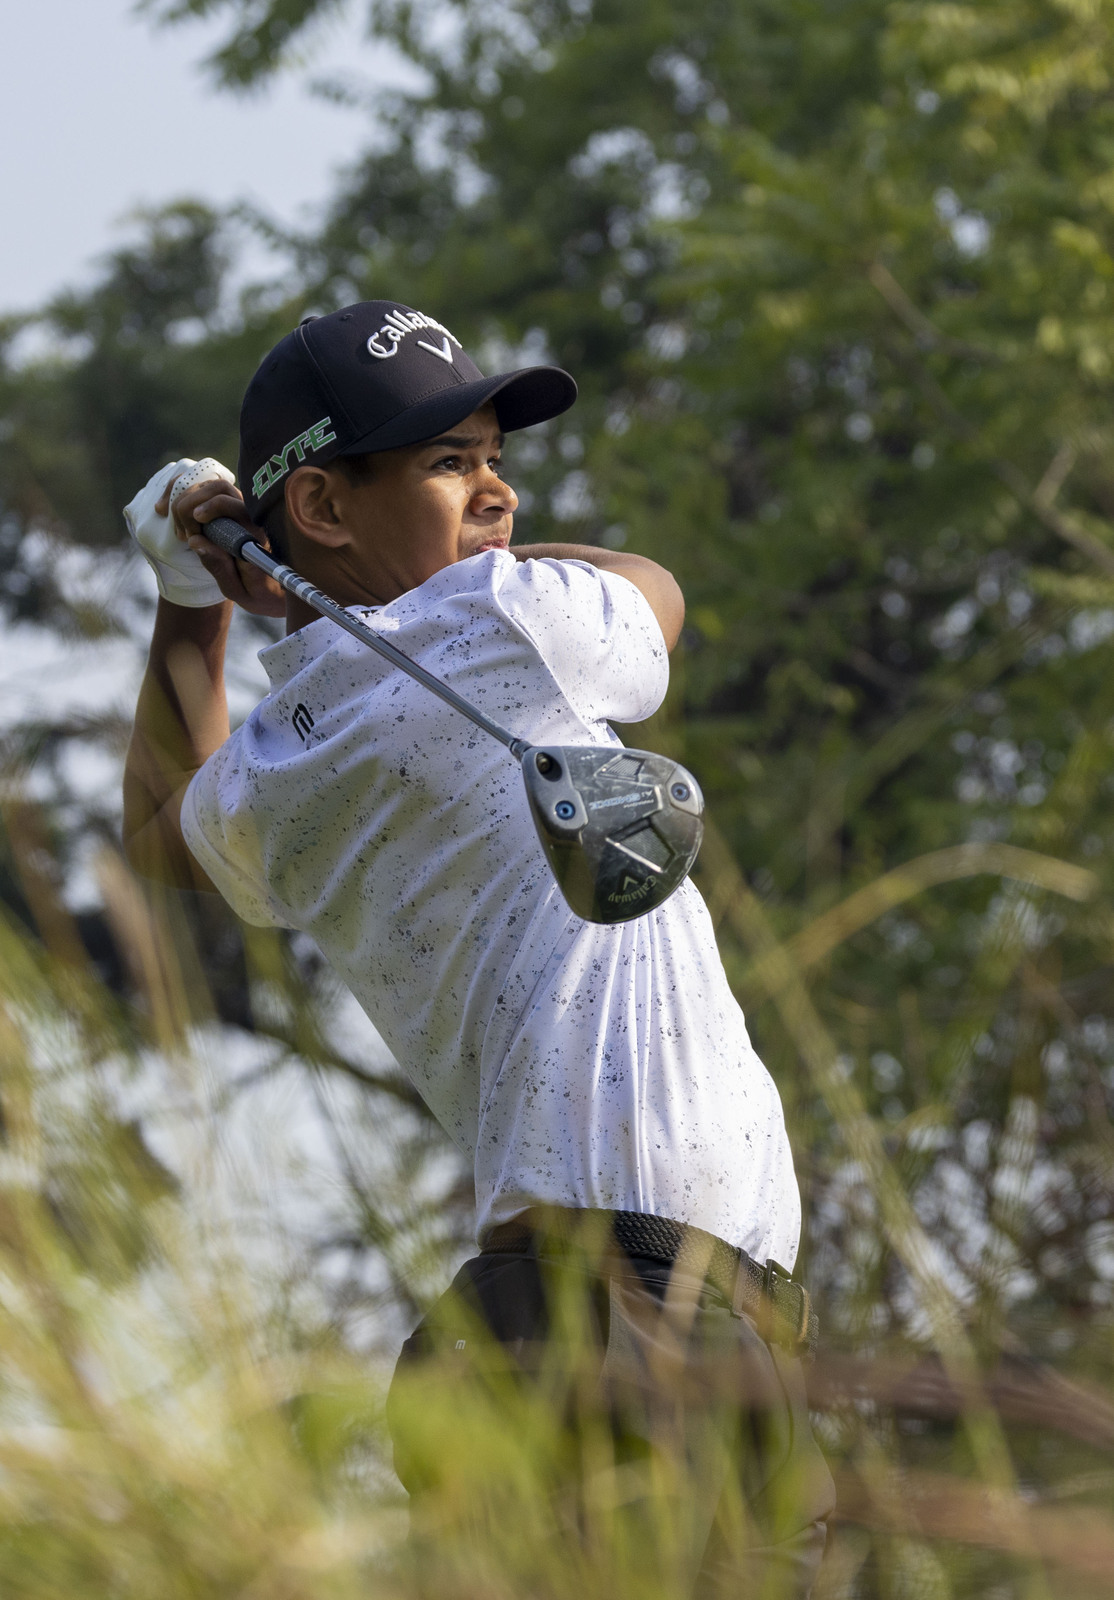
[521,745,704,924]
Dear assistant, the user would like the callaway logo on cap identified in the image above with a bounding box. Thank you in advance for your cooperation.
[238,300,577,519]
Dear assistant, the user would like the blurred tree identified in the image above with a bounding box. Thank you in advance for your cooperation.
[0,200,289,977]
[3,0,1113,1467]
[0,203,286,580]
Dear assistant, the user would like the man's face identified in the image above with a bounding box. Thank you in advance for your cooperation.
[335,402,518,601]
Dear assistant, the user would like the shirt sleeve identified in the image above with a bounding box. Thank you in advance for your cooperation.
[181,740,293,929]
[497,557,670,726]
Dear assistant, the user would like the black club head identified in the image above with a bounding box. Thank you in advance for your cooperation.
[520,746,704,924]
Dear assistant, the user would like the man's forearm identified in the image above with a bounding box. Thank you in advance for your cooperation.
[123,598,233,885]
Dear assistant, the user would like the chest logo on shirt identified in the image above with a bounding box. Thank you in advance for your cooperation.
[291,702,315,741]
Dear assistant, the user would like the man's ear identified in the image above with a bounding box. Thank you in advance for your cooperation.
[284,465,353,550]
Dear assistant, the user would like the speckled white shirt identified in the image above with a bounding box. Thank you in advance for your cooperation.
[181,551,801,1263]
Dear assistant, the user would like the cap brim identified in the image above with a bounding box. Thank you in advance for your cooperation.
[339,365,577,456]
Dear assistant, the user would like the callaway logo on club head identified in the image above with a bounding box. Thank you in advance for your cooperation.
[609,875,656,905]
[366,308,463,366]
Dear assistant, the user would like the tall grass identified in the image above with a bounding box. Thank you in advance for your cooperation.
[0,835,1112,1598]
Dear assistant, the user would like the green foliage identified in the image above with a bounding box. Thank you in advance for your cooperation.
[4,2,1114,1589]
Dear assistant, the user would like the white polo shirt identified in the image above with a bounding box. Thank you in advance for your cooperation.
[182,551,801,1265]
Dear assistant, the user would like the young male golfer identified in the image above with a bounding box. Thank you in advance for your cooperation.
[122,300,834,1595]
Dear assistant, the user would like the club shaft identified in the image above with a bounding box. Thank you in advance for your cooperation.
[205,517,529,759]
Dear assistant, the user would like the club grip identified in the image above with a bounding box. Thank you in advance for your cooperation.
[204,516,256,559]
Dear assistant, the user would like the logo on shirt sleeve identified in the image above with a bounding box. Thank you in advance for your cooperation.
[291,702,316,741]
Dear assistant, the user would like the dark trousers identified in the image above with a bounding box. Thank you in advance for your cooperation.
[387,1239,836,1598]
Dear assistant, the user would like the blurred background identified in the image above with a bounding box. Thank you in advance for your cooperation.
[2,1,1114,1595]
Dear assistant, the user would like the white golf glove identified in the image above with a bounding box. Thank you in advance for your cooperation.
[124,457,236,607]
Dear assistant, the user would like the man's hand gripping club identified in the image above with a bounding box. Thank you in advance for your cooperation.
[126,457,285,617]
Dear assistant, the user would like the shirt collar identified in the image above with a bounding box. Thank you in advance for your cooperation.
[257,548,511,691]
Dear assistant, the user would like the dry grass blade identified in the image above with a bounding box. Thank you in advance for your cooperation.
[808,1353,1114,1453]
[698,821,1034,1508]
[744,843,1097,999]
[833,1466,1114,1586]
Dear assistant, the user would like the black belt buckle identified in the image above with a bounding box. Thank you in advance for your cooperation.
[763,1258,813,1354]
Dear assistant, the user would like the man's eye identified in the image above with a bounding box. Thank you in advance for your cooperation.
[435,455,461,470]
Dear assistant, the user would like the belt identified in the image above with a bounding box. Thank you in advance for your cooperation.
[481,1207,818,1357]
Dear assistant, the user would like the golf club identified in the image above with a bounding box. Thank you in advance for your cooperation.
[198,515,704,924]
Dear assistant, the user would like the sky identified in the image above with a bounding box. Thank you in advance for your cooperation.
[1,0,412,315]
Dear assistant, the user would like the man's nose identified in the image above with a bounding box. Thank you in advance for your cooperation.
[472,467,518,515]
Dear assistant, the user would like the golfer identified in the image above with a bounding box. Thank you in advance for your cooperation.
[122,301,834,1594]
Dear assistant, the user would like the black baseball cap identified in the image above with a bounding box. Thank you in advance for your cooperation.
[238,300,577,519]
